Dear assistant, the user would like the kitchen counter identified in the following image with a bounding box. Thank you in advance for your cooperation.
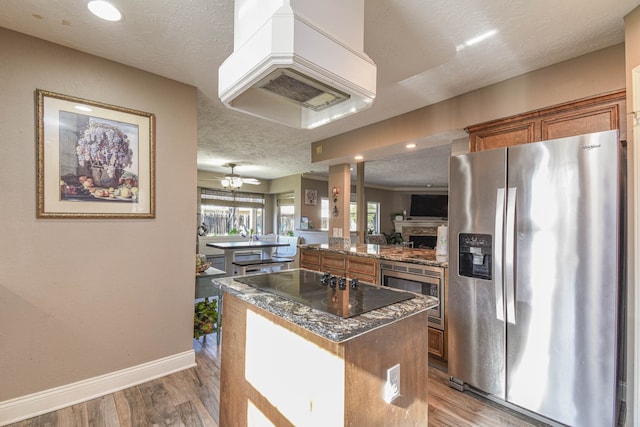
[212,270,438,343]
[217,269,435,425]
[300,242,448,268]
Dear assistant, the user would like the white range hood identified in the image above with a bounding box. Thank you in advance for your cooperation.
[218,0,377,129]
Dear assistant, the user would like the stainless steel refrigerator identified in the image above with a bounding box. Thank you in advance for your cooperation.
[448,130,624,426]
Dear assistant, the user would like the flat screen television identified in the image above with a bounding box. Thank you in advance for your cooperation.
[409,194,448,218]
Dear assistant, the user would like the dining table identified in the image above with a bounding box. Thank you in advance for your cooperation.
[206,240,290,277]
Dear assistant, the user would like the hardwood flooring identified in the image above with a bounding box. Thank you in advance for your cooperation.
[8,335,547,426]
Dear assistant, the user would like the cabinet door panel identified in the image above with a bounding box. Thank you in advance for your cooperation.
[428,327,445,359]
[321,253,347,274]
[470,123,535,152]
[541,104,619,140]
[347,256,378,284]
[300,249,321,270]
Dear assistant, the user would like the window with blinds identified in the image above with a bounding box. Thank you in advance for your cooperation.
[200,189,265,235]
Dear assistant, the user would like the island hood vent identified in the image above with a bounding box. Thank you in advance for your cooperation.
[218,0,376,129]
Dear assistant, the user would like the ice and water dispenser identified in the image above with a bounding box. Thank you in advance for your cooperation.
[458,233,492,280]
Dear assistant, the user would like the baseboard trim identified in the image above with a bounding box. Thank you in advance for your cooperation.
[0,349,196,426]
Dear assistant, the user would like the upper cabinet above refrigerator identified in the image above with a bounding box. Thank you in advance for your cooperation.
[465,90,626,152]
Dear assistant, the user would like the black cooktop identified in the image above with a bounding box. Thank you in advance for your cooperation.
[235,269,415,318]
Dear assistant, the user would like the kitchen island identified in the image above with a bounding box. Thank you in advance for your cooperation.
[213,269,438,426]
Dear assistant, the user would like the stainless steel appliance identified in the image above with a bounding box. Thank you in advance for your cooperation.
[235,269,414,318]
[379,260,444,331]
[448,130,624,426]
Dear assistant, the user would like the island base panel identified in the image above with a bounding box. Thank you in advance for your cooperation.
[220,293,430,426]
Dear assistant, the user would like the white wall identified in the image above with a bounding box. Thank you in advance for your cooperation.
[0,27,197,422]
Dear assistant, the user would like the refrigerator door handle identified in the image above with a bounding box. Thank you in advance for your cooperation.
[505,187,517,324]
[494,188,505,321]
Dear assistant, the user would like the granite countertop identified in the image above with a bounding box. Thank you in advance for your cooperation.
[213,270,439,343]
[300,243,449,268]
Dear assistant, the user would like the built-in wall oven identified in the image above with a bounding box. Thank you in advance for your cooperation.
[379,260,444,330]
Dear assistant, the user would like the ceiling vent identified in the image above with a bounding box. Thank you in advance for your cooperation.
[218,0,377,129]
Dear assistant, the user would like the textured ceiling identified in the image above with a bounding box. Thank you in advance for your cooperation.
[0,0,637,189]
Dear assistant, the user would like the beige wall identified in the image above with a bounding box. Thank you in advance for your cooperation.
[312,44,626,163]
[300,177,328,228]
[0,27,197,406]
[625,6,640,426]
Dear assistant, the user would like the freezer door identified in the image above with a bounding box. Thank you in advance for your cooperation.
[449,148,507,398]
[505,130,620,426]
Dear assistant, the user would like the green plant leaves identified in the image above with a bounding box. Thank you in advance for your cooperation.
[194,297,218,339]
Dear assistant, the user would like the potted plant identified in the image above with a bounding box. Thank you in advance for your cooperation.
[194,297,218,339]
[384,231,404,245]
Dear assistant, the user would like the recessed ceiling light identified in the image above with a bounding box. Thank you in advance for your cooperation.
[354,155,363,160]
[406,143,416,149]
[87,1,122,22]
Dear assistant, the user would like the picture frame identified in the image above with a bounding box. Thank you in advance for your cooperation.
[36,89,155,218]
[304,189,318,206]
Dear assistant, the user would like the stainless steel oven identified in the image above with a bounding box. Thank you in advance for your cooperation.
[379,260,444,330]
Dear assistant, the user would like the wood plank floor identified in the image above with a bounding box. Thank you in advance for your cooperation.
[8,334,548,426]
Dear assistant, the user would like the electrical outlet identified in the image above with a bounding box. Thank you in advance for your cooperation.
[384,364,401,403]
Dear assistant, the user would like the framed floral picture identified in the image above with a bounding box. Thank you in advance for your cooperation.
[304,189,318,205]
[36,89,155,218]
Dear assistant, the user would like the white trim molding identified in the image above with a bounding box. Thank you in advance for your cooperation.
[0,350,195,426]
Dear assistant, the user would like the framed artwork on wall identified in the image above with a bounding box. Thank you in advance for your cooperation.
[304,189,318,205]
[36,89,156,218]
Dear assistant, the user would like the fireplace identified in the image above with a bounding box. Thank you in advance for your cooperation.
[394,219,446,250]
[409,235,437,249]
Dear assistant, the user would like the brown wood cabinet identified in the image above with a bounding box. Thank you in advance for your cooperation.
[320,252,347,276]
[428,328,445,359]
[299,248,321,270]
[300,248,379,284]
[346,256,378,284]
[466,90,626,152]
